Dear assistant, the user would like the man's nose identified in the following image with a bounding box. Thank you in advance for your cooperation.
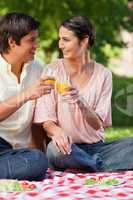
[33,42,39,49]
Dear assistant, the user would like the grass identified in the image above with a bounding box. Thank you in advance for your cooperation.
[105,127,133,141]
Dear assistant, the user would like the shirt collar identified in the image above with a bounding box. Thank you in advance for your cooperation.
[0,54,32,74]
[0,54,12,73]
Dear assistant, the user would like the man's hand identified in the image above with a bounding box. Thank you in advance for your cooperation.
[24,76,55,101]
[52,130,72,155]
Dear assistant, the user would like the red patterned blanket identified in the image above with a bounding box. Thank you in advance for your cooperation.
[0,169,133,199]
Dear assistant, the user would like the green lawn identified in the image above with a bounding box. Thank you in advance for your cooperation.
[105,127,133,141]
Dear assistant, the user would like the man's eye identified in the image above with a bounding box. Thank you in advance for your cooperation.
[29,38,36,42]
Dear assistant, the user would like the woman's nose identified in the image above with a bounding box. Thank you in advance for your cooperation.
[59,40,64,49]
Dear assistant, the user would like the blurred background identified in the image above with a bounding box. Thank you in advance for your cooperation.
[0,0,133,140]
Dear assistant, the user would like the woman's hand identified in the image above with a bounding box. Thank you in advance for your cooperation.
[52,129,72,155]
[61,87,79,103]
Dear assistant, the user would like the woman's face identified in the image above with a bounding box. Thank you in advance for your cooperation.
[58,26,86,60]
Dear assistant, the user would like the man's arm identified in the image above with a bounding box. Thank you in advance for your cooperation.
[0,91,29,121]
[0,76,54,121]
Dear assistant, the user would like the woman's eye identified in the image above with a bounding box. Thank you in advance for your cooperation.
[63,38,70,42]
[59,38,70,42]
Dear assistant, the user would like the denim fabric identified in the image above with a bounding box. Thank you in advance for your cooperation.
[0,137,48,180]
[46,141,103,172]
[0,137,12,153]
[47,137,133,172]
[98,137,133,171]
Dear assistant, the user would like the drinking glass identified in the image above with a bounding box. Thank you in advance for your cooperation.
[44,67,56,84]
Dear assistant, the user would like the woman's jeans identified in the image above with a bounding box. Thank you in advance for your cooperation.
[47,137,133,172]
[0,137,48,181]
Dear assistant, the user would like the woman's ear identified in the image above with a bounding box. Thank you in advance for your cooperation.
[82,36,89,49]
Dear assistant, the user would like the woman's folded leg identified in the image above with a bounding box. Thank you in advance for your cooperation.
[99,137,133,171]
[46,141,100,171]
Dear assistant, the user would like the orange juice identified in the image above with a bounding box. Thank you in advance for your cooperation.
[45,78,55,84]
[56,82,70,94]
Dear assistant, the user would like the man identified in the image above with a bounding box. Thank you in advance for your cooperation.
[0,12,54,180]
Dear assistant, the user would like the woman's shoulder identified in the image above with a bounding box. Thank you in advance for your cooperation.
[41,58,63,76]
[46,58,63,69]
[95,61,112,78]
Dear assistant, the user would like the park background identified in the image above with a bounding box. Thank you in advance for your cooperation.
[0,0,133,141]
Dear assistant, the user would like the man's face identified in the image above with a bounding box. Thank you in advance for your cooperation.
[12,30,39,63]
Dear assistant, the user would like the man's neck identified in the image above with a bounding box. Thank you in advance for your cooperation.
[1,53,24,78]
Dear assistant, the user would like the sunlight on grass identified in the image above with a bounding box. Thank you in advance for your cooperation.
[105,127,133,141]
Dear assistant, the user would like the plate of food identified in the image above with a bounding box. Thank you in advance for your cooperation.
[0,179,37,192]
[85,177,125,186]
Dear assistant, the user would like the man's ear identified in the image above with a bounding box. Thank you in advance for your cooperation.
[8,37,16,49]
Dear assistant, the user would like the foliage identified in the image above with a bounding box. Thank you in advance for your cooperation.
[0,0,132,63]
[112,73,133,126]
[0,0,133,127]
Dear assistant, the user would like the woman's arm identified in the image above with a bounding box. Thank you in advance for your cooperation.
[62,70,112,130]
[77,96,103,130]
[43,120,72,154]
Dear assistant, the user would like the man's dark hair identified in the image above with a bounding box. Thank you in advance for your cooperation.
[60,15,96,49]
[0,12,40,53]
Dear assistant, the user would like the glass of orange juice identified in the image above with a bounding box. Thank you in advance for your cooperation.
[45,67,56,85]
[56,82,70,94]
[45,78,55,84]
[56,74,71,95]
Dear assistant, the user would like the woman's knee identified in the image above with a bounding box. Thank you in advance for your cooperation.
[46,141,62,159]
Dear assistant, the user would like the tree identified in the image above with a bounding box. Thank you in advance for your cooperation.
[0,0,132,64]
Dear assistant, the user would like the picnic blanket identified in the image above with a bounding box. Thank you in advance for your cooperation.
[0,169,133,199]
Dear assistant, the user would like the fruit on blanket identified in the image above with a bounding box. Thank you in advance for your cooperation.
[29,184,37,189]
[85,177,120,186]
[0,180,37,192]
[102,178,119,185]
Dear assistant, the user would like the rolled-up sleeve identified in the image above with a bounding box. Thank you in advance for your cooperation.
[34,91,57,123]
[34,67,57,124]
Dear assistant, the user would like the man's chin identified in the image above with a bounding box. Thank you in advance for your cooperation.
[29,57,34,61]
[28,55,35,61]
[24,57,34,64]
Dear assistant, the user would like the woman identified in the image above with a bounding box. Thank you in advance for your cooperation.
[34,16,133,172]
